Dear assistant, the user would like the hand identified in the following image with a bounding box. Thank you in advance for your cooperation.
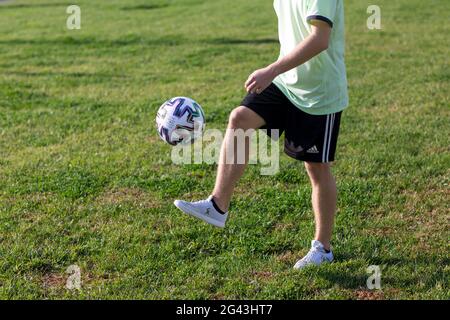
[245,65,277,94]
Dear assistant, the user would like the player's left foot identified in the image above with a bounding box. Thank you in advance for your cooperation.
[293,240,334,270]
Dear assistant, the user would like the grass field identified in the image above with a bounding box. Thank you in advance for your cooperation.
[0,0,449,300]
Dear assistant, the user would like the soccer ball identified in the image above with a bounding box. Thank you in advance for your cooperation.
[156,97,206,145]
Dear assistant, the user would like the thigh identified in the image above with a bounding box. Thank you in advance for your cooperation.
[230,106,266,130]
[240,83,288,137]
[284,108,342,163]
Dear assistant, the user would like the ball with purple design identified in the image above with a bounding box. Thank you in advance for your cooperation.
[156,97,206,145]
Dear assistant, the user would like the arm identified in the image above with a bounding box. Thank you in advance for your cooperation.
[245,20,332,94]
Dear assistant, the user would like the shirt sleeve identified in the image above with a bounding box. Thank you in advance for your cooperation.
[306,0,337,28]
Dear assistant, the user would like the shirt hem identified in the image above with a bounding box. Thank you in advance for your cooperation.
[272,80,349,116]
[306,15,334,28]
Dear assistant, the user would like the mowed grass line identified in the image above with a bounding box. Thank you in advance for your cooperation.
[0,0,449,299]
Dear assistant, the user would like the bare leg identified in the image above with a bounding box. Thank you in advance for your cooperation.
[212,106,265,212]
[305,162,337,251]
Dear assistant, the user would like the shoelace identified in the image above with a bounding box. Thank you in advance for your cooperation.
[303,248,324,263]
[192,199,211,206]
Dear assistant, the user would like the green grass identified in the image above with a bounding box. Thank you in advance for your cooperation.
[0,0,449,299]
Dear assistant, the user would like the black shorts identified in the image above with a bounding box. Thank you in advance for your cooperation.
[241,83,342,163]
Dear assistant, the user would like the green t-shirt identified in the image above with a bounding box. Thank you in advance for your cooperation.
[272,0,349,115]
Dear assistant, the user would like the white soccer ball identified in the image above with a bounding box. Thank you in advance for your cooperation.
[156,97,206,145]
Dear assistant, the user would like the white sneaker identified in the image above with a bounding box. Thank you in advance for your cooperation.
[174,196,228,228]
[293,240,334,270]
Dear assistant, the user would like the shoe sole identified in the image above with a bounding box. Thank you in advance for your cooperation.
[293,258,333,270]
[174,200,225,228]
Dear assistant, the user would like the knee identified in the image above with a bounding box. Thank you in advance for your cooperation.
[228,106,252,129]
[305,162,332,183]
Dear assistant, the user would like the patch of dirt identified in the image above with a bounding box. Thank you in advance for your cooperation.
[363,224,397,237]
[3,192,57,224]
[42,271,101,291]
[42,273,66,290]
[402,187,449,250]
[365,186,449,252]
[354,289,385,300]
[4,192,56,205]
[251,270,274,280]
[275,251,296,264]
[211,293,227,300]
[274,222,294,231]
[26,192,56,203]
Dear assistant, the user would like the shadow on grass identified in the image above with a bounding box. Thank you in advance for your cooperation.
[0,36,184,47]
[206,38,278,45]
[0,2,69,9]
[312,264,423,290]
[0,36,279,48]
[322,252,450,289]
[121,4,169,11]
[4,70,128,79]
[337,251,450,267]
[314,268,368,289]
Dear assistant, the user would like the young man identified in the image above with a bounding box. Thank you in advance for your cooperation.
[174,0,348,269]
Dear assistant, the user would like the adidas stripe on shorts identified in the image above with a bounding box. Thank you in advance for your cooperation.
[241,83,342,163]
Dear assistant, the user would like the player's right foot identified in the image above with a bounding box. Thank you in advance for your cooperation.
[293,240,334,270]
[174,196,228,228]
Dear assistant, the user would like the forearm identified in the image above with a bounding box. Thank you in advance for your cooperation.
[244,24,330,94]
[270,33,329,77]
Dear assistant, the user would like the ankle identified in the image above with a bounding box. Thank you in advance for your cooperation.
[315,239,331,252]
[210,195,229,213]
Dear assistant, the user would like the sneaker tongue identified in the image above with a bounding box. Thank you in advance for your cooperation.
[311,240,325,250]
